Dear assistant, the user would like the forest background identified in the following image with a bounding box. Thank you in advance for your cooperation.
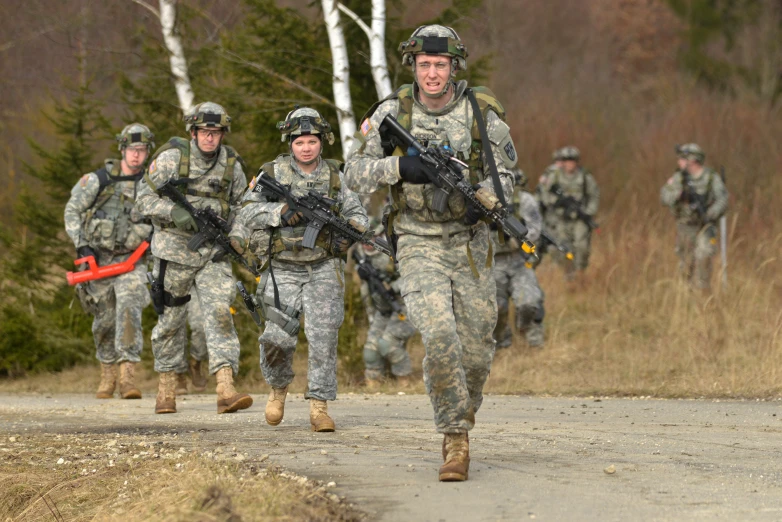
[0,0,781,398]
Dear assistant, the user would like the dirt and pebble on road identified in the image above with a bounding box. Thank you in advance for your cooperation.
[1,392,782,521]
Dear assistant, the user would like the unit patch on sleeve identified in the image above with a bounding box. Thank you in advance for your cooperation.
[360,118,373,136]
[504,142,517,163]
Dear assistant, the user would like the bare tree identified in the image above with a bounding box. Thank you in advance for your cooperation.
[321,0,356,159]
[337,0,392,99]
[130,0,195,112]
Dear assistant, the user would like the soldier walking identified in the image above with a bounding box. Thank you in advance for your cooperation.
[64,124,154,399]
[494,169,546,348]
[229,108,368,432]
[660,143,728,290]
[345,25,519,481]
[536,146,599,281]
[135,102,252,415]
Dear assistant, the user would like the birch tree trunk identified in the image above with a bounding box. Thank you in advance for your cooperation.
[322,0,356,160]
[159,0,195,113]
[337,1,392,99]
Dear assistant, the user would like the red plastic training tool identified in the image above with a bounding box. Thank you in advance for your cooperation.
[66,241,150,286]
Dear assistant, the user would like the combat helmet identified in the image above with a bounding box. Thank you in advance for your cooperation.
[116,123,155,152]
[399,25,468,72]
[184,102,231,133]
[682,143,705,163]
[277,107,335,145]
[560,146,580,161]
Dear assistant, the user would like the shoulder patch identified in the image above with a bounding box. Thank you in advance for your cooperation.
[360,118,373,136]
[667,176,674,185]
[149,159,157,174]
[504,142,517,162]
[79,174,90,188]
[248,175,257,191]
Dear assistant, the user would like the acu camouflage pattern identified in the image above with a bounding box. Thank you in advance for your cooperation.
[135,139,247,376]
[346,79,515,434]
[64,159,153,364]
[234,156,368,401]
[493,190,545,348]
[660,166,728,289]
[537,165,600,272]
[361,247,414,381]
[185,287,208,363]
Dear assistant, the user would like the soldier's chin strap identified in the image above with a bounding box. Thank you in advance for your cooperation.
[466,88,507,207]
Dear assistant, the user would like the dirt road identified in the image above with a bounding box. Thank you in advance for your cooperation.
[1,393,781,521]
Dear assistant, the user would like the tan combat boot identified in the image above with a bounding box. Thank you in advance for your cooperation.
[155,372,177,414]
[365,378,382,391]
[215,367,253,414]
[395,375,411,388]
[189,359,207,392]
[96,363,117,399]
[118,362,142,399]
[310,399,336,432]
[265,386,288,426]
[175,373,189,396]
[439,433,470,482]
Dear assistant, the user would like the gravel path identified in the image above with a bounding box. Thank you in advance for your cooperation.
[1,393,781,521]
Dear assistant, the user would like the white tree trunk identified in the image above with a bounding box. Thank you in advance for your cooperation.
[322,0,356,160]
[159,0,195,113]
[337,1,392,99]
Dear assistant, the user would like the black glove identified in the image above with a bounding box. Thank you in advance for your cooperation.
[77,246,96,260]
[398,156,434,184]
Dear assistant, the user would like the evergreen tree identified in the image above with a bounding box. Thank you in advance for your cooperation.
[0,83,111,377]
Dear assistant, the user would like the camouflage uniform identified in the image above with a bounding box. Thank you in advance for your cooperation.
[64,158,152,365]
[345,44,517,433]
[660,144,728,289]
[493,175,545,348]
[135,137,247,376]
[359,246,415,382]
[537,148,599,276]
[185,288,208,363]
[231,155,368,401]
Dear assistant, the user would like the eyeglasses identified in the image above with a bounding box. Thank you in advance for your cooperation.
[196,129,224,138]
[417,61,450,72]
[125,146,148,154]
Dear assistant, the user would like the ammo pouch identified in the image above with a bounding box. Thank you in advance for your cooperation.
[85,210,117,251]
[262,294,301,336]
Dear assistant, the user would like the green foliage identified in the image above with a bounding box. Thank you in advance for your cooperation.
[0,83,109,376]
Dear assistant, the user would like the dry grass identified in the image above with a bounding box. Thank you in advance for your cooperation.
[0,433,361,522]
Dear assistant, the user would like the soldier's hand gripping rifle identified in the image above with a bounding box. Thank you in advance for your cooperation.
[379,115,535,256]
[156,180,259,277]
[253,173,393,257]
[549,183,599,230]
[351,249,406,321]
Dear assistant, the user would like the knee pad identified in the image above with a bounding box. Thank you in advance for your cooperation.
[363,346,382,368]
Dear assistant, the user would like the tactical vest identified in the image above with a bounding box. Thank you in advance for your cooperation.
[549,168,588,202]
[147,137,242,219]
[82,159,143,252]
[675,168,716,221]
[363,84,507,214]
[257,155,344,257]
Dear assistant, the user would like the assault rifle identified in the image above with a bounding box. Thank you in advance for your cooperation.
[156,180,259,277]
[351,249,405,321]
[539,230,574,261]
[253,173,392,257]
[680,171,707,221]
[379,115,535,256]
[549,183,599,230]
[236,280,263,327]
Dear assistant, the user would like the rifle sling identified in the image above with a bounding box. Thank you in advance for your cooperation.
[466,88,507,207]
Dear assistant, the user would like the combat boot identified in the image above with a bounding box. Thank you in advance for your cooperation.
[265,386,288,426]
[310,399,335,432]
[175,372,189,396]
[365,378,382,390]
[439,433,470,482]
[155,372,177,414]
[215,367,253,414]
[95,363,117,399]
[118,362,142,399]
[395,375,411,387]
[189,359,207,392]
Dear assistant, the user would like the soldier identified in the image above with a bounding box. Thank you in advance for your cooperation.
[135,102,252,415]
[344,25,519,481]
[536,146,599,280]
[493,169,545,348]
[64,123,154,399]
[355,222,415,388]
[660,143,728,289]
[229,107,368,432]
